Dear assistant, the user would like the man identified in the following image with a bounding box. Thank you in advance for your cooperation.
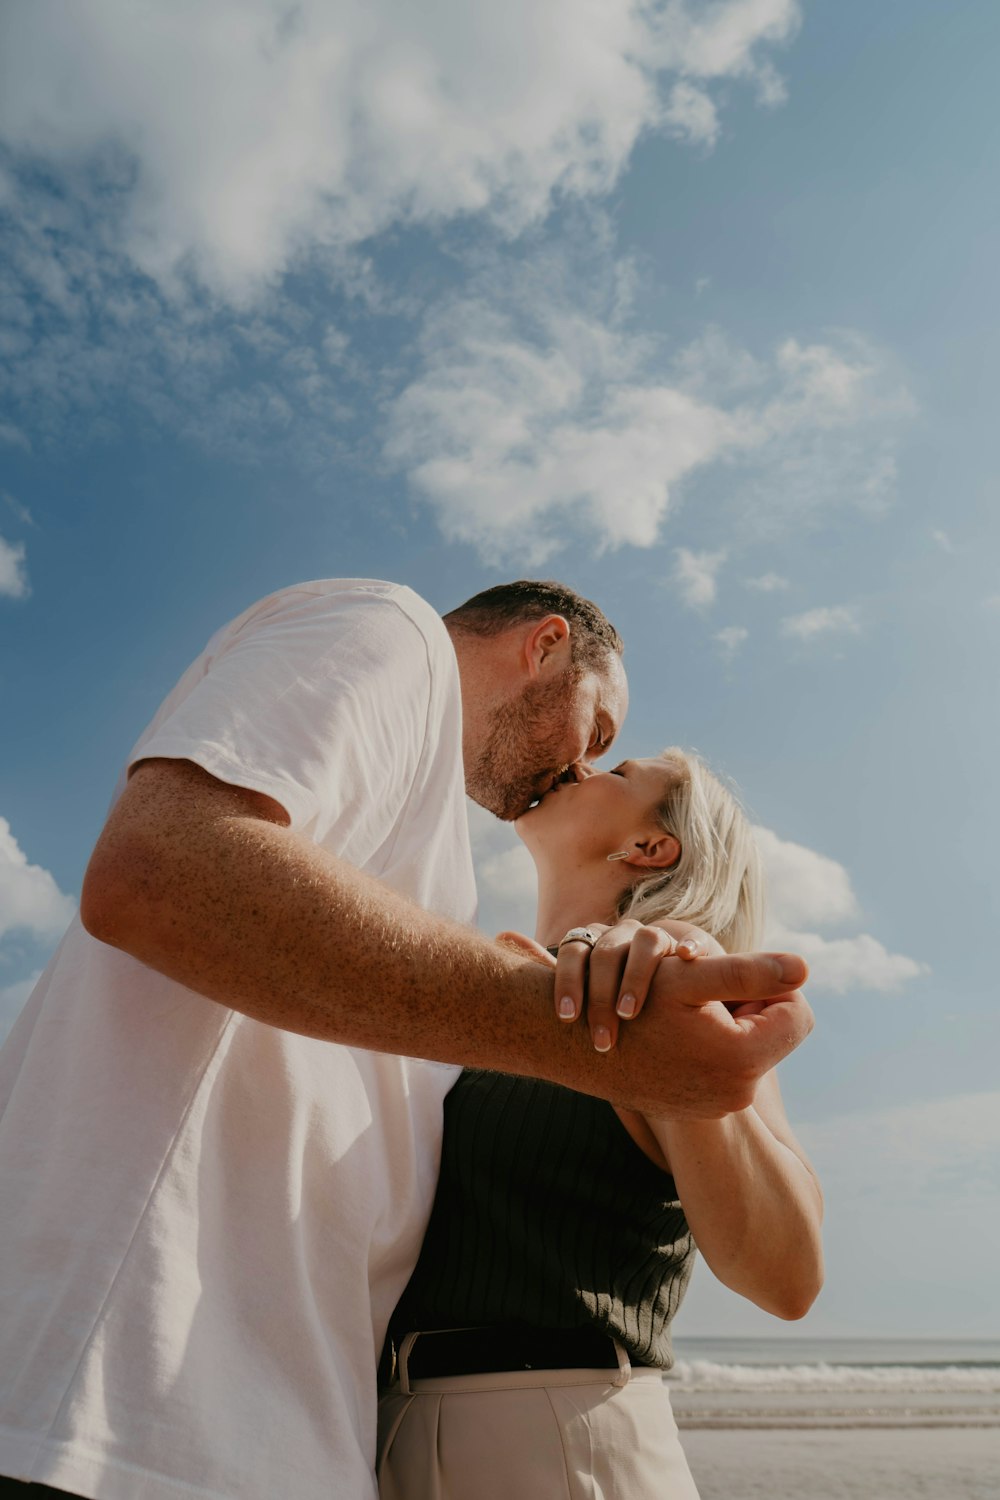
[0,577,810,1500]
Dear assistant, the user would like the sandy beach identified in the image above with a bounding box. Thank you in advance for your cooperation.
[668,1338,1000,1498]
[681,1427,1000,1500]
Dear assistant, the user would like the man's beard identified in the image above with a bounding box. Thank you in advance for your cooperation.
[466,671,581,821]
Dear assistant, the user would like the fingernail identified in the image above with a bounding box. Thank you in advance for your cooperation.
[593,1026,612,1053]
[773,955,806,984]
[679,940,699,956]
[558,995,577,1019]
[616,994,637,1019]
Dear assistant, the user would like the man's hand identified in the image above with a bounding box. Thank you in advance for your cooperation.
[498,923,812,1117]
[581,948,812,1117]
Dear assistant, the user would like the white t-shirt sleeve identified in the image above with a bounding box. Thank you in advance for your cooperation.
[128,586,437,848]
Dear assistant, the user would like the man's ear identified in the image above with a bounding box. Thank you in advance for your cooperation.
[626,831,681,872]
[523,614,571,679]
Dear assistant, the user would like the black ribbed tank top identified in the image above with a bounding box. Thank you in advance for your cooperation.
[390,1070,695,1369]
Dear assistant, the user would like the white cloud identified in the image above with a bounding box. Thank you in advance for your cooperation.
[0,818,76,942]
[756,824,925,994]
[466,802,538,939]
[755,825,858,929]
[387,288,738,562]
[0,535,29,600]
[930,527,954,553]
[662,82,720,147]
[715,625,748,657]
[0,0,800,300]
[745,571,788,592]
[387,278,912,563]
[674,547,727,608]
[768,926,927,993]
[780,604,861,641]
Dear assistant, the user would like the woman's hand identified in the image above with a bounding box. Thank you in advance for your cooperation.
[552,918,718,1053]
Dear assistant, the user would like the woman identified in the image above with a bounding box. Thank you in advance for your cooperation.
[377,749,824,1499]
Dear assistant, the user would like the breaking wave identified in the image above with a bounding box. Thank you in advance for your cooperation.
[668,1359,1000,1393]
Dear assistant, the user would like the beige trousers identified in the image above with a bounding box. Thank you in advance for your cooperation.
[377,1346,700,1500]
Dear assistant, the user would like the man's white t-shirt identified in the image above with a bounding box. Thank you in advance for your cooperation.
[0,580,476,1500]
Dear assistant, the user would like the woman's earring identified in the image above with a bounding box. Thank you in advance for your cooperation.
[606,849,631,862]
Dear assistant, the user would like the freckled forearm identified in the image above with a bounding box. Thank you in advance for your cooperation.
[82,763,814,1119]
[81,765,676,1103]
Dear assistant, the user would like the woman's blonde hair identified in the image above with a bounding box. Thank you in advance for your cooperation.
[616,748,765,954]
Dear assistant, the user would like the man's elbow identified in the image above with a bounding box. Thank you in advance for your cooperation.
[80,830,163,953]
[80,853,129,950]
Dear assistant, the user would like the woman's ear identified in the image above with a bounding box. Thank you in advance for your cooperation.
[627,831,680,871]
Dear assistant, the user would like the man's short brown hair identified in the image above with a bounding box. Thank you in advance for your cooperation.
[444,580,623,674]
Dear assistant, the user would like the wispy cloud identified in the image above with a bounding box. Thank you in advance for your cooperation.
[930,528,954,553]
[0,421,30,451]
[0,0,800,300]
[662,81,721,148]
[387,268,913,563]
[715,625,748,657]
[674,547,727,608]
[801,1091,1000,1202]
[0,535,29,600]
[792,1090,1000,1336]
[0,183,366,470]
[745,571,789,592]
[756,825,925,993]
[780,604,861,641]
[2,492,34,526]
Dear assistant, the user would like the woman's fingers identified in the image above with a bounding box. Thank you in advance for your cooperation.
[554,924,609,1024]
[583,921,649,1052]
[614,925,676,1023]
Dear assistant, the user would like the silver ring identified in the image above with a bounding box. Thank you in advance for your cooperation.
[558,926,598,949]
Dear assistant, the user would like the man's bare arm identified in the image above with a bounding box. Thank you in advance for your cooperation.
[81,759,812,1118]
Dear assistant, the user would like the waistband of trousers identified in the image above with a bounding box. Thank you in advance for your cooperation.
[390,1325,658,1391]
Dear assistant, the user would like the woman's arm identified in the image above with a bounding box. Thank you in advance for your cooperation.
[615,1071,824,1320]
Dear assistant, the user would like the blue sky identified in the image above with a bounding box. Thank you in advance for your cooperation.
[1,0,998,1338]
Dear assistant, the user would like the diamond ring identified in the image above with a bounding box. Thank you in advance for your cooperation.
[558,927,599,949]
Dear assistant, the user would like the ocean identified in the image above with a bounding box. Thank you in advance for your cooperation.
[668,1337,1000,1499]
